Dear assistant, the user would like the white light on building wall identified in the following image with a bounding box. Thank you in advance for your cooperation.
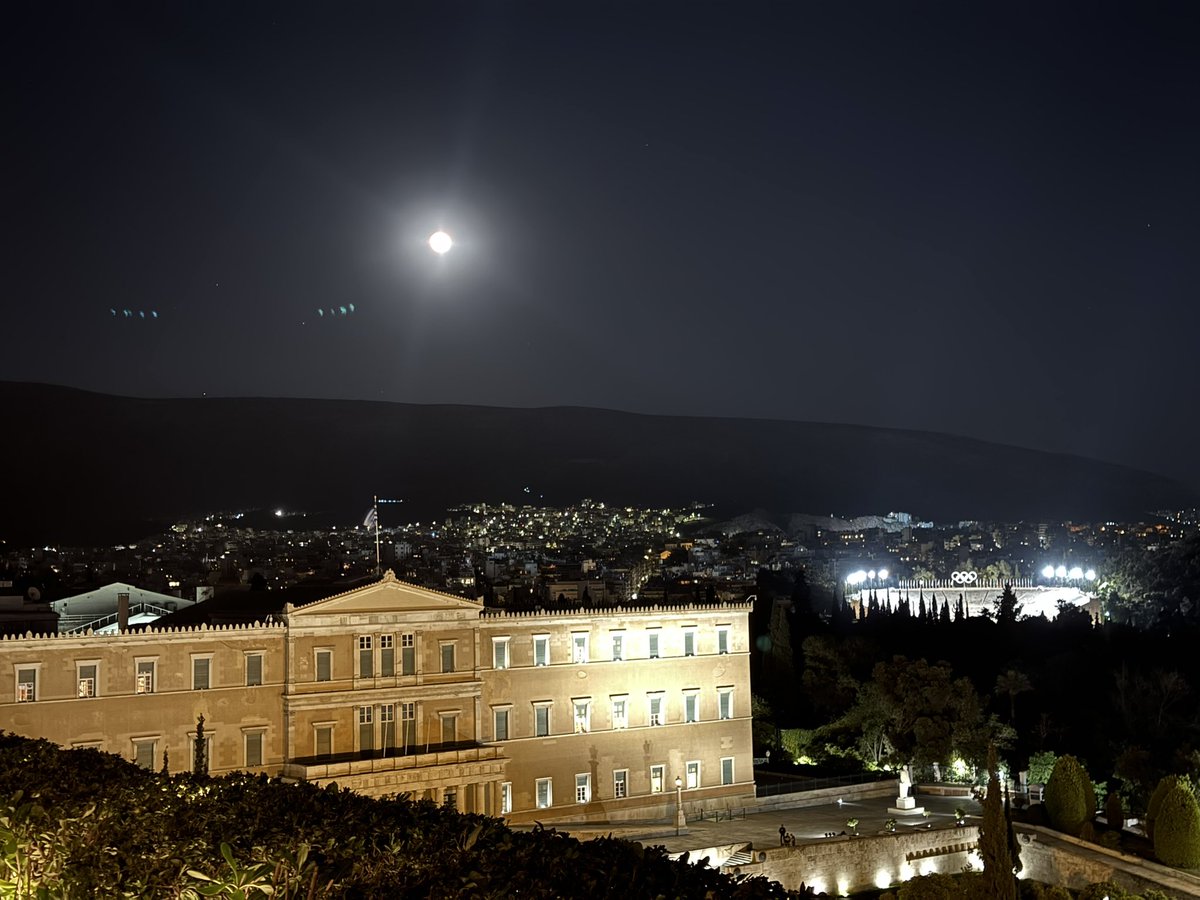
[877,568,889,580]
[1055,565,1067,578]
[1085,569,1097,581]
[868,570,876,580]
[1042,565,1056,579]
[1069,566,1084,579]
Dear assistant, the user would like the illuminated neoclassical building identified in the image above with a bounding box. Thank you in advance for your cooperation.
[0,572,755,823]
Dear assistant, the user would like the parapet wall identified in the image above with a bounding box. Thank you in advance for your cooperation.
[727,824,980,896]
[1017,825,1200,898]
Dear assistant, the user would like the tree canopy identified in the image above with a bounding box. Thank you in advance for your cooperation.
[0,732,809,899]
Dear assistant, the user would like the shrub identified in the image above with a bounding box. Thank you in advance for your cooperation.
[1026,751,1058,786]
[897,872,986,900]
[1099,830,1122,851]
[1044,755,1094,835]
[1077,881,1133,900]
[1153,779,1200,867]
[1079,821,1098,843]
[1147,774,1191,841]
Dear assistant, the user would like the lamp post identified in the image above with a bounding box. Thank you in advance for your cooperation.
[675,775,686,835]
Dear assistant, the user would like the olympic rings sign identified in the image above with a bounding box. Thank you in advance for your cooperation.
[950,571,978,585]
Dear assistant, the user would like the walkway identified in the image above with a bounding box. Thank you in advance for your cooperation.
[555,791,983,858]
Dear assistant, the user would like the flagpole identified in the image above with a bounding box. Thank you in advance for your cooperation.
[369,496,379,573]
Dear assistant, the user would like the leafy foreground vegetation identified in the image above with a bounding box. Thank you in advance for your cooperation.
[0,732,809,899]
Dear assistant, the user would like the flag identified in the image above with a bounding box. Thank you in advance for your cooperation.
[362,507,378,529]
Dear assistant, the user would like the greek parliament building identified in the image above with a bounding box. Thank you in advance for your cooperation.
[0,572,755,823]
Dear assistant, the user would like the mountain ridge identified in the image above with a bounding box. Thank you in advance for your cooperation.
[1,381,1194,545]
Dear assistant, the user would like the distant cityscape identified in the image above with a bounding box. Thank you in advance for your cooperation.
[3,498,1198,628]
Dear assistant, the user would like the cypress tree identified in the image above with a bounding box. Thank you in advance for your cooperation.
[1045,755,1094,836]
[979,743,1018,900]
[1148,774,1190,840]
[1154,780,1200,867]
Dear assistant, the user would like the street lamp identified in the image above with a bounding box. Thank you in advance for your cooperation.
[675,775,686,835]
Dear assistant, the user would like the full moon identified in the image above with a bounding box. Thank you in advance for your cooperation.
[428,230,453,254]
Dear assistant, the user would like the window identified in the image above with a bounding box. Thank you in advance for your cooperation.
[380,704,396,748]
[315,649,332,682]
[536,777,552,809]
[717,626,730,655]
[647,630,660,659]
[494,707,510,741]
[575,773,591,803]
[358,635,373,678]
[534,703,551,737]
[614,769,628,799]
[440,713,457,744]
[648,694,664,727]
[533,634,549,667]
[440,642,456,674]
[721,757,735,786]
[135,659,155,694]
[684,691,700,724]
[245,730,264,767]
[16,667,36,702]
[400,633,415,675]
[683,628,696,657]
[611,632,624,662]
[134,739,156,770]
[315,725,333,757]
[358,705,374,752]
[573,699,591,734]
[718,688,733,720]
[500,782,512,814]
[380,634,395,676]
[571,632,588,664]
[400,702,416,747]
[191,657,210,691]
[686,760,701,789]
[611,696,628,730]
[493,637,510,670]
[650,764,665,793]
[245,653,263,687]
[77,663,98,698]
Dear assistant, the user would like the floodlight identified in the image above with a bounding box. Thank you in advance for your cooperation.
[1068,566,1083,580]
[1041,565,1055,579]
[1085,569,1097,581]
[868,570,876,580]
[1055,565,1067,578]
[878,568,889,580]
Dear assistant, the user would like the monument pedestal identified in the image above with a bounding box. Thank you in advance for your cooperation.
[888,795,925,816]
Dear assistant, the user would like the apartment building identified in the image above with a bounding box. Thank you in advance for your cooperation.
[0,571,755,823]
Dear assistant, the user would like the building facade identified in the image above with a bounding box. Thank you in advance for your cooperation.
[0,571,755,823]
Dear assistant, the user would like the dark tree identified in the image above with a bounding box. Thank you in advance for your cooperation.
[979,743,1018,900]
[994,584,1023,626]
[193,714,208,777]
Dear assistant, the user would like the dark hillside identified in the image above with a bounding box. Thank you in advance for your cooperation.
[1,382,1194,545]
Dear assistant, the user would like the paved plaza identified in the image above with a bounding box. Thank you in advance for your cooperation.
[552,790,984,858]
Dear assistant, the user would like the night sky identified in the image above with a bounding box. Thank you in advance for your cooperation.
[5,2,1199,488]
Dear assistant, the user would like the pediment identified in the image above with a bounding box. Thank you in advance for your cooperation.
[288,570,480,616]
